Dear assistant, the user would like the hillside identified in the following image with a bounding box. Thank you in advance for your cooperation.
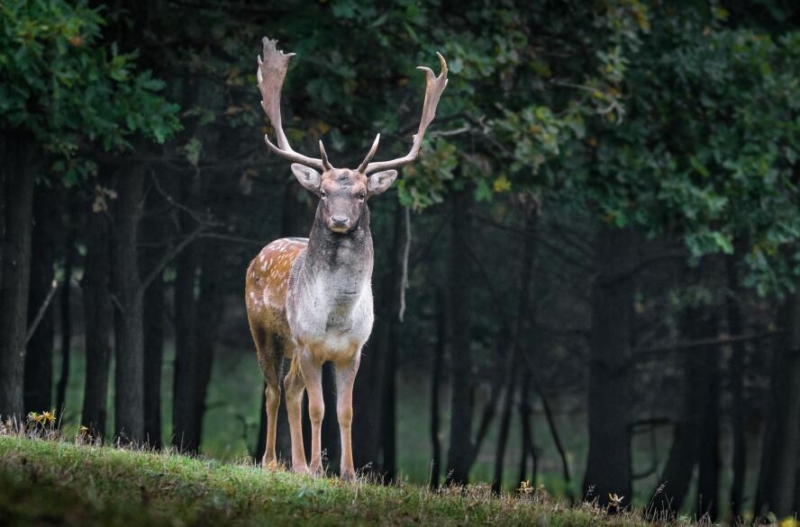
[0,434,658,526]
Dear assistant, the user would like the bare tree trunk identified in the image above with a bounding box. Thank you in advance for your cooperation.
[445,189,474,486]
[517,374,537,487]
[24,185,56,414]
[188,239,224,451]
[111,165,146,443]
[55,213,75,421]
[143,268,165,448]
[755,288,800,519]
[696,320,721,521]
[172,169,201,452]
[492,210,537,494]
[0,132,35,420]
[81,204,113,439]
[429,288,446,490]
[726,255,746,521]
[583,225,635,508]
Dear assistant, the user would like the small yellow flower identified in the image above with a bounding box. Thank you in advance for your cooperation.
[779,518,799,527]
[41,411,56,424]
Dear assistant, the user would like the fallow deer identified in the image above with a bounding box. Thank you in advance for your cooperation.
[245,38,447,480]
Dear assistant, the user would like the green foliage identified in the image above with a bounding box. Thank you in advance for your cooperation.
[0,0,181,177]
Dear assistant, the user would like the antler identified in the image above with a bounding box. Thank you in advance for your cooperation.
[359,53,449,175]
[257,38,333,171]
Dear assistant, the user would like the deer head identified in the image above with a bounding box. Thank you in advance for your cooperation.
[256,38,448,234]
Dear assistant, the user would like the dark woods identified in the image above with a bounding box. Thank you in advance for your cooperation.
[2,0,800,523]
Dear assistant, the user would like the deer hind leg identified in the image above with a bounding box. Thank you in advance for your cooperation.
[284,353,309,473]
[335,353,361,481]
[252,328,283,469]
[297,351,325,476]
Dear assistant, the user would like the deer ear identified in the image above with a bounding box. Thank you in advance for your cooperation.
[291,164,321,192]
[367,170,398,196]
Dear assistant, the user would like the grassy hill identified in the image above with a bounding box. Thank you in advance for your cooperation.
[0,433,672,526]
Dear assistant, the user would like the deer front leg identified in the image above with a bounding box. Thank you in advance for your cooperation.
[297,352,325,476]
[284,356,308,474]
[335,354,361,481]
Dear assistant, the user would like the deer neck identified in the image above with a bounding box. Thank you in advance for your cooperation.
[301,205,374,308]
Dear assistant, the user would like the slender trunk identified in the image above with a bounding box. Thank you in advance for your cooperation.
[445,189,474,486]
[111,165,146,443]
[55,216,75,420]
[726,256,746,521]
[695,317,721,521]
[190,239,224,451]
[583,225,635,507]
[172,169,201,452]
[492,367,518,493]
[429,288,446,490]
[143,269,164,448]
[755,289,800,519]
[517,374,536,487]
[492,210,537,494]
[381,323,397,483]
[81,205,113,439]
[536,382,573,502]
[141,184,168,449]
[24,185,56,414]
[0,133,35,420]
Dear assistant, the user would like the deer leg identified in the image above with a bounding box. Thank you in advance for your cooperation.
[284,355,308,473]
[250,327,282,469]
[297,352,325,476]
[335,354,361,481]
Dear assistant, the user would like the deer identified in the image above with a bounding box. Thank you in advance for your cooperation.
[245,37,447,480]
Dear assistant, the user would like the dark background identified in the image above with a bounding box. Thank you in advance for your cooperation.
[2,0,800,522]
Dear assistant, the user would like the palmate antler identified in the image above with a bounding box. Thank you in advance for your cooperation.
[257,38,448,174]
[257,38,333,171]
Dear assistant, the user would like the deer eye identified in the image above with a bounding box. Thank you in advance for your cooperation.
[359,190,366,200]
[320,188,327,198]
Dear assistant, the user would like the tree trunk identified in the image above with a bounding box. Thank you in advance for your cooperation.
[0,132,35,420]
[143,268,165,448]
[445,189,475,486]
[726,255,747,521]
[188,239,224,452]
[111,165,146,443]
[517,374,537,487]
[24,185,56,414]
[55,213,75,421]
[172,169,201,452]
[755,288,800,519]
[429,288,446,490]
[141,184,168,449]
[81,205,113,439]
[583,225,635,507]
[492,209,537,494]
[695,317,721,521]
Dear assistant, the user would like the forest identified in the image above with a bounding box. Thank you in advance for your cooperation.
[2,0,800,523]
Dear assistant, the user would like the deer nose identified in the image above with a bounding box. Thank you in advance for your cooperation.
[331,215,349,226]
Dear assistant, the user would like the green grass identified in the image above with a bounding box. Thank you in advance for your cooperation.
[0,434,667,527]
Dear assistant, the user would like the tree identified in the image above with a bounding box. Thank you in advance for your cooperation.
[0,0,180,426]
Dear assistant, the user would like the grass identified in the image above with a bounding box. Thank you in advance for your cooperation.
[0,432,674,527]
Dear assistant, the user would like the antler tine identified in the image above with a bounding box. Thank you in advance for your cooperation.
[319,140,333,171]
[257,37,325,170]
[363,52,449,175]
[357,134,381,173]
